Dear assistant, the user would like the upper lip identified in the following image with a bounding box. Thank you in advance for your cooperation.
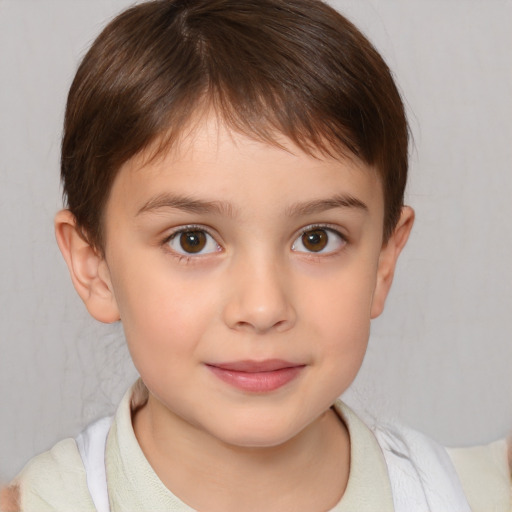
[207,359,303,372]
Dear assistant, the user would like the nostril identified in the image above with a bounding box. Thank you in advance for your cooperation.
[231,315,294,334]
[273,319,289,330]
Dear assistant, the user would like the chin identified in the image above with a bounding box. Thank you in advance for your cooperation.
[210,416,307,450]
[221,432,297,450]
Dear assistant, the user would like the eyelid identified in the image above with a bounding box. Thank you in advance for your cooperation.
[163,224,216,241]
[294,223,348,241]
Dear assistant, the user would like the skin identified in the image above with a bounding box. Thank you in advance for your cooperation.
[55,116,413,512]
[0,486,19,512]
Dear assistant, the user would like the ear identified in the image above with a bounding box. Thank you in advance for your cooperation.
[370,206,414,319]
[54,210,120,323]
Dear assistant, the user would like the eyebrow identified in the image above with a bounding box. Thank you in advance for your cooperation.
[136,192,368,218]
[284,194,369,217]
[136,193,235,217]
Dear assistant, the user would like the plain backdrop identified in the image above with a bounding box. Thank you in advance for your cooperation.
[1,0,511,481]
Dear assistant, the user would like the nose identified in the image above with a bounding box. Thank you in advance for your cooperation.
[222,257,296,334]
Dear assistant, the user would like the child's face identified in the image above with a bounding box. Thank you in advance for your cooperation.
[87,117,408,447]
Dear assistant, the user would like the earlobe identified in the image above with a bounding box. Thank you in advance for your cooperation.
[54,210,120,323]
[370,206,415,319]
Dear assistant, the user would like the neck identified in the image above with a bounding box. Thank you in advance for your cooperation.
[133,396,350,512]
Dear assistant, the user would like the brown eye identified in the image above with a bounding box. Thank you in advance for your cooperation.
[179,231,206,253]
[167,229,220,256]
[301,229,328,252]
[292,227,346,254]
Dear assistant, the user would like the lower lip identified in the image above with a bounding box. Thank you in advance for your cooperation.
[206,365,304,392]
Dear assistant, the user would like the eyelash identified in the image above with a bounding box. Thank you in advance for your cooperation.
[162,225,221,263]
[161,223,348,263]
[291,224,348,256]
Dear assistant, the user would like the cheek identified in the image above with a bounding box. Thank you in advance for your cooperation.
[110,259,217,363]
[302,263,377,332]
[119,286,213,395]
[300,266,376,373]
[318,304,370,373]
[314,307,370,400]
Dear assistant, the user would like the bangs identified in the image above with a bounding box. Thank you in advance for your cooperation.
[62,0,407,249]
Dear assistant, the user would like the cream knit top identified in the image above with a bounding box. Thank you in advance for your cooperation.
[14,384,511,512]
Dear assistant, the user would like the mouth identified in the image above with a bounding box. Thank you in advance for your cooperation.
[205,359,305,393]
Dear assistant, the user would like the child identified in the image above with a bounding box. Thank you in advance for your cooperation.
[2,0,511,510]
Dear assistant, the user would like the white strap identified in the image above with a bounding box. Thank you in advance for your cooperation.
[75,416,113,512]
[375,423,472,512]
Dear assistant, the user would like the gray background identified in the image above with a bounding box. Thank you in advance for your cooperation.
[1,0,511,481]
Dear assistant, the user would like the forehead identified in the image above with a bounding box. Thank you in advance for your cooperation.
[107,117,385,222]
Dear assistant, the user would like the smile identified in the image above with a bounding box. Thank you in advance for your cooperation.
[205,360,305,393]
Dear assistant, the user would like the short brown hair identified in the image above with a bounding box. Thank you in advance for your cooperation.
[61,0,408,250]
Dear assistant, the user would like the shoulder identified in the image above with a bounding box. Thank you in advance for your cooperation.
[373,421,473,511]
[448,438,512,512]
[334,402,472,511]
[11,437,95,512]
[375,419,511,512]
